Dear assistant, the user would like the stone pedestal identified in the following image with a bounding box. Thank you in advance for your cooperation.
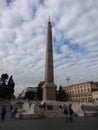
[42,82,56,101]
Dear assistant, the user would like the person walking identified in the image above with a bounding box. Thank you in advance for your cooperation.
[64,106,68,121]
[1,105,7,121]
[68,104,74,122]
[11,107,17,118]
[10,105,13,112]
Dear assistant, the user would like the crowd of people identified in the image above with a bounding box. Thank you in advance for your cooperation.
[0,105,18,121]
[0,104,74,122]
[63,104,74,122]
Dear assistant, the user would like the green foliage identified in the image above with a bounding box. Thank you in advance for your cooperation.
[37,84,43,101]
[56,85,67,101]
[0,74,15,100]
[25,91,35,100]
[1,73,9,83]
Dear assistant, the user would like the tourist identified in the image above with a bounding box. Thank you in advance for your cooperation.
[1,105,7,121]
[59,104,63,109]
[11,107,17,118]
[64,106,68,121]
[43,102,46,110]
[10,105,13,112]
[68,104,74,122]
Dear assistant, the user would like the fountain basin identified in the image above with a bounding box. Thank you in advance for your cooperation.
[16,111,44,119]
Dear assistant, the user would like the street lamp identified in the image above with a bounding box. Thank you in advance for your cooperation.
[66,76,70,86]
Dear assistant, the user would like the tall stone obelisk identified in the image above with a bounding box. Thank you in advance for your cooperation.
[42,18,56,101]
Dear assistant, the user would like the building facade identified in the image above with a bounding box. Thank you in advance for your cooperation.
[18,87,37,99]
[63,81,98,103]
[92,90,98,105]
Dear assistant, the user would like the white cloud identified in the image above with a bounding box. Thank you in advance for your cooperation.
[0,0,98,96]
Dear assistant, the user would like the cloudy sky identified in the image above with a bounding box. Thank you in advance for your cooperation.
[0,0,98,96]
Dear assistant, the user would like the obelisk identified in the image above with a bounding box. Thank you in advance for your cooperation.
[42,17,56,101]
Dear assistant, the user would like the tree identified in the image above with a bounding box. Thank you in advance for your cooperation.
[0,74,15,100]
[0,82,8,99]
[56,90,59,101]
[7,76,15,99]
[25,91,35,100]
[1,73,9,83]
[37,84,43,101]
[59,86,63,101]
[56,85,67,101]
